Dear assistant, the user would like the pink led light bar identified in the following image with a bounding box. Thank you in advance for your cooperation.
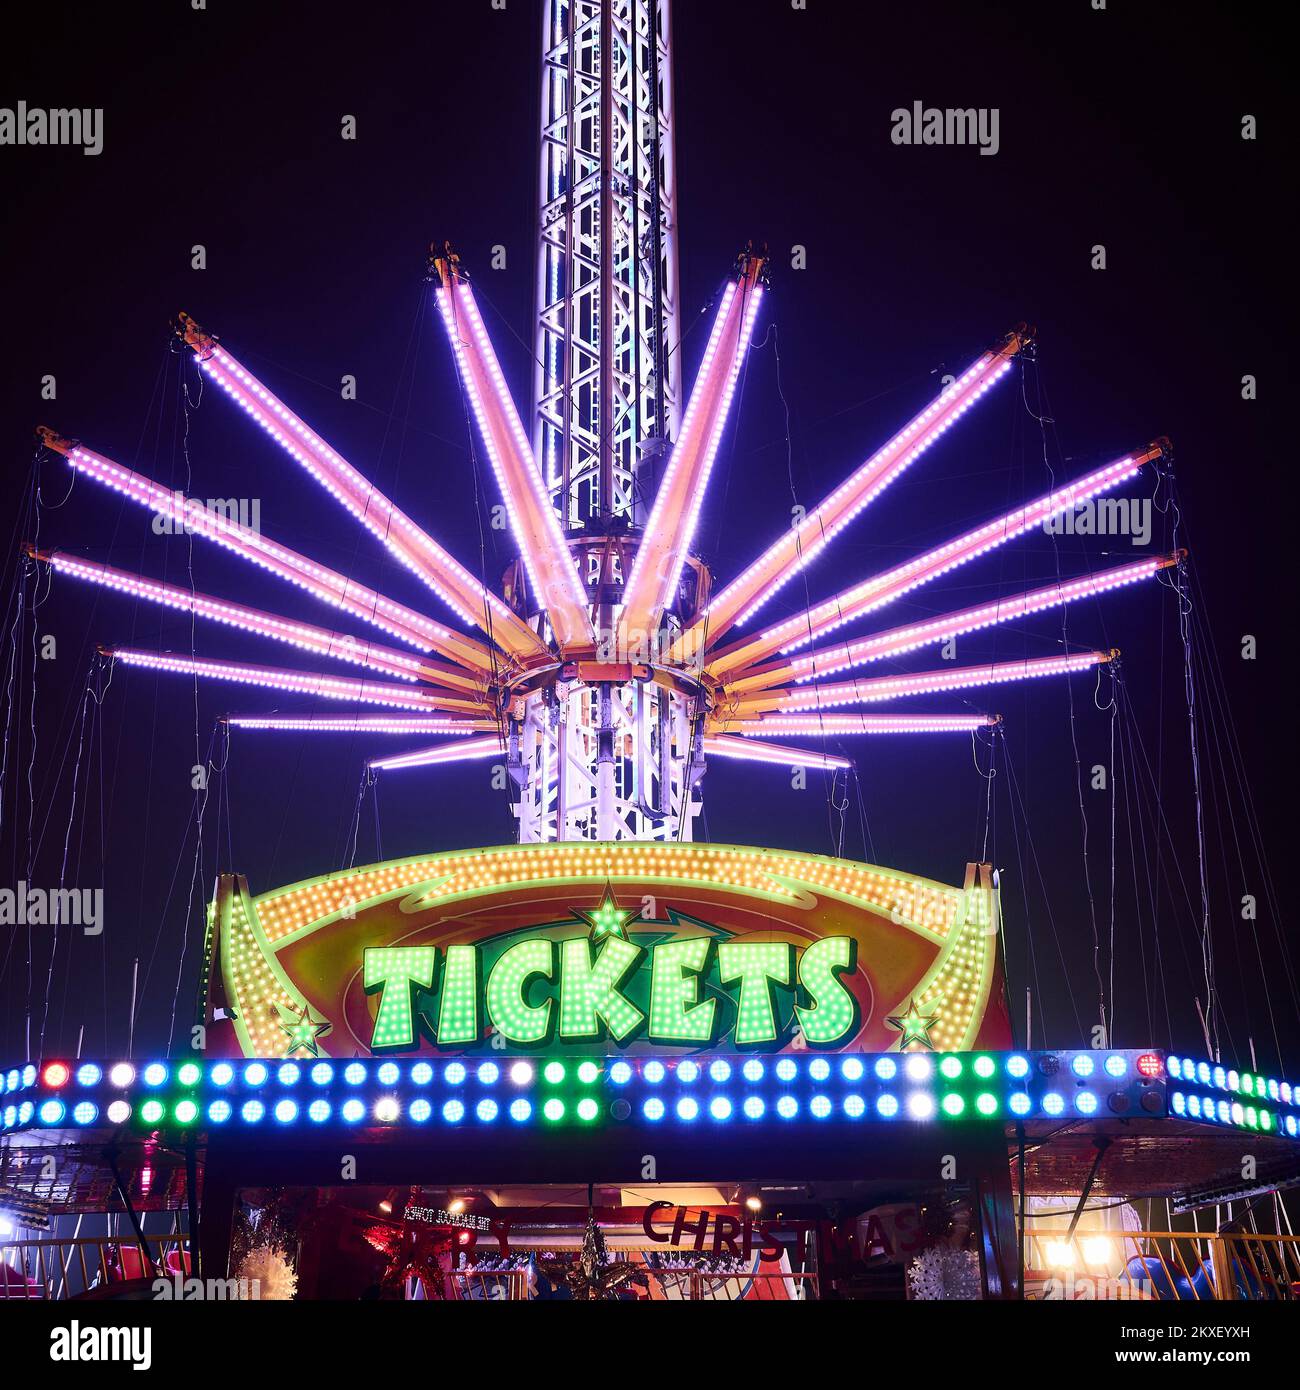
[709,448,1159,676]
[787,554,1177,685]
[369,734,505,772]
[227,716,490,734]
[435,279,593,649]
[56,441,490,676]
[43,551,433,685]
[728,551,1181,693]
[621,264,766,638]
[729,713,998,736]
[182,333,545,662]
[734,650,1113,714]
[701,733,852,771]
[678,328,1028,654]
[107,649,484,713]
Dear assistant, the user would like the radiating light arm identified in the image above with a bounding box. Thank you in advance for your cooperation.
[106,648,489,714]
[715,713,1000,737]
[726,552,1182,695]
[369,734,505,772]
[37,549,488,692]
[620,254,767,644]
[701,733,852,771]
[432,262,594,650]
[708,447,1161,678]
[226,715,495,734]
[41,431,494,674]
[174,317,547,665]
[675,326,1029,658]
[722,650,1113,717]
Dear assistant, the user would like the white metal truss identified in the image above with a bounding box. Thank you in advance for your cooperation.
[533,0,682,532]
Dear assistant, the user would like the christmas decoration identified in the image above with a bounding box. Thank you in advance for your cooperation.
[906,1246,982,1300]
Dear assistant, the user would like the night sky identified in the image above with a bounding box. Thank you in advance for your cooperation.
[0,1,1291,1070]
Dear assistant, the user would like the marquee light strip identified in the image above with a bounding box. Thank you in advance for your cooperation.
[39,550,444,686]
[369,734,506,771]
[226,716,491,734]
[678,328,1028,654]
[46,437,491,673]
[434,277,593,649]
[622,266,766,639]
[2,1051,1204,1137]
[178,323,546,663]
[701,733,853,771]
[728,553,1181,694]
[724,651,1113,716]
[728,714,998,737]
[107,648,488,714]
[708,449,1159,677]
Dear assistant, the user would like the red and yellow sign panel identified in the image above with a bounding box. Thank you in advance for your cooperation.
[201,842,1012,1058]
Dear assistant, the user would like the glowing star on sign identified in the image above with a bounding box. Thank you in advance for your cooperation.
[278,1004,331,1057]
[887,1000,940,1051]
[573,887,640,942]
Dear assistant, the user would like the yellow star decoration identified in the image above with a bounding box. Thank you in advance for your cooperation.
[572,886,642,942]
[887,1000,940,1050]
[278,1003,331,1057]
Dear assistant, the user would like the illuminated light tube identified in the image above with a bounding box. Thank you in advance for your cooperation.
[182,337,544,659]
[226,716,489,735]
[41,551,432,684]
[709,450,1158,675]
[621,267,766,636]
[762,552,1182,689]
[735,652,1112,715]
[434,281,593,649]
[730,714,998,737]
[53,442,489,673]
[701,733,853,771]
[683,329,1028,647]
[369,733,505,772]
[107,648,472,713]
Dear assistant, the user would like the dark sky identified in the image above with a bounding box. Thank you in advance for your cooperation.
[0,1,1292,1070]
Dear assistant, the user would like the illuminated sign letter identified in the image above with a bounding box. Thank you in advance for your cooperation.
[559,937,645,1042]
[717,941,793,1046]
[437,943,480,1046]
[486,939,555,1045]
[794,936,858,1046]
[649,939,716,1043]
[363,946,438,1050]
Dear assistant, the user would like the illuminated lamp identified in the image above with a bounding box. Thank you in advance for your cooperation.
[174,1100,199,1125]
[42,1062,70,1088]
[810,1095,832,1119]
[775,1058,798,1082]
[844,1094,866,1118]
[677,1097,700,1121]
[906,1093,935,1120]
[509,1062,533,1086]
[1081,1237,1113,1266]
[1006,1055,1030,1079]
[143,1063,169,1087]
[1009,1092,1032,1117]
[409,1099,431,1123]
[1171,1091,1187,1116]
[1103,1054,1127,1078]
[543,1062,566,1085]
[677,1060,700,1084]
[1071,1054,1095,1078]
[1075,1091,1098,1116]
[710,1060,733,1083]
[776,1096,799,1119]
[39,1100,65,1124]
[877,1095,899,1118]
[1136,1053,1164,1079]
[107,1100,131,1124]
[941,1094,965,1117]
[841,1057,864,1082]
[76,1064,101,1086]
[478,1062,500,1085]
[938,1056,962,1080]
[443,1100,466,1124]
[176,1062,201,1087]
[576,1098,599,1122]
[308,1100,332,1123]
[140,1100,164,1125]
[241,1100,265,1123]
[377,1063,399,1086]
[343,1063,366,1086]
[543,1099,565,1122]
[809,1058,831,1081]
[478,1099,501,1122]
[310,1062,334,1086]
[210,1063,235,1088]
[904,1055,932,1082]
[744,1097,766,1119]
[643,1098,665,1121]
[743,1060,765,1082]
[576,1062,599,1085]
[342,1099,365,1123]
[976,1093,999,1116]
[244,1063,269,1087]
[609,1062,633,1086]
[1042,1092,1065,1116]
[510,1099,532,1123]
[972,1056,995,1079]
[875,1057,898,1081]
[643,1061,666,1085]
[1044,1241,1075,1269]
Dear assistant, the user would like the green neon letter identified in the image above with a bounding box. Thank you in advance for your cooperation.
[717,941,793,1046]
[364,946,438,1050]
[794,936,859,1046]
[648,939,716,1043]
[437,943,479,1046]
[486,939,555,1045]
[559,937,645,1042]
